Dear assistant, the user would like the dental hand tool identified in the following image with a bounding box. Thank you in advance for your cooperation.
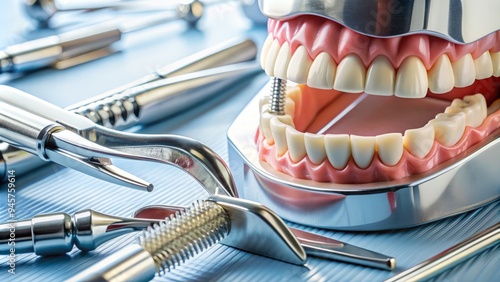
[0,0,203,73]
[0,209,159,256]
[23,0,203,25]
[385,223,500,282]
[68,195,308,282]
[258,0,500,44]
[0,85,239,196]
[0,37,258,182]
[133,205,396,270]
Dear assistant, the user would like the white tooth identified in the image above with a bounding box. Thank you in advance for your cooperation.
[259,96,269,111]
[365,56,395,96]
[274,42,291,79]
[264,39,281,77]
[491,51,500,77]
[487,98,500,115]
[428,112,466,146]
[350,135,375,169]
[404,124,435,158]
[270,115,294,156]
[284,98,296,117]
[452,53,476,87]
[307,52,336,89]
[286,127,306,162]
[474,51,494,79]
[324,134,351,169]
[428,54,455,94]
[445,94,487,127]
[333,54,366,93]
[287,46,312,84]
[260,34,274,69]
[395,56,428,98]
[260,110,275,144]
[304,133,326,165]
[376,133,403,166]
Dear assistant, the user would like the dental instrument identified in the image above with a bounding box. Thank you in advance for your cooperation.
[0,197,395,270]
[0,0,203,74]
[69,195,394,282]
[133,204,396,270]
[227,0,500,231]
[0,37,258,180]
[0,209,159,256]
[385,223,500,282]
[23,0,203,25]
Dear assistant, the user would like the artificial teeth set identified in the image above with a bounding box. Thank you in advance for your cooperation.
[228,0,500,230]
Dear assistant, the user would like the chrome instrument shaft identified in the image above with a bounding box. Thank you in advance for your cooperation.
[0,210,158,256]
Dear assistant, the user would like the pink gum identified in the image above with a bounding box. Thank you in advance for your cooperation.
[268,16,500,70]
[257,110,500,184]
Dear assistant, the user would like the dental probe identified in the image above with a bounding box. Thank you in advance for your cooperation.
[0,0,203,74]
[0,38,258,181]
[385,223,499,282]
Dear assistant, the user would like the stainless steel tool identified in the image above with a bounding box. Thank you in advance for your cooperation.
[133,204,396,270]
[0,0,203,73]
[258,0,500,44]
[0,209,159,256]
[67,195,305,282]
[23,0,202,25]
[0,85,239,196]
[227,82,500,230]
[386,222,500,282]
[0,37,258,181]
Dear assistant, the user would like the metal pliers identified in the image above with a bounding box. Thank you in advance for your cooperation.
[0,86,236,197]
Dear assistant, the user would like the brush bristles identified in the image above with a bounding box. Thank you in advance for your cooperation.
[138,200,230,274]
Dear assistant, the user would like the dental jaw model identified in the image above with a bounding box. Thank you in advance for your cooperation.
[228,0,500,230]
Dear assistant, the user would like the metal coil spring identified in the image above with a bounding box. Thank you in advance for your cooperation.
[71,93,140,129]
[268,77,286,115]
[138,200,230,274]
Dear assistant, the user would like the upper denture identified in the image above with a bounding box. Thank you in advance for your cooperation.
[268,15,500,69]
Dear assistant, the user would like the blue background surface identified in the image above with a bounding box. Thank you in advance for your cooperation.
[0,0,499,281]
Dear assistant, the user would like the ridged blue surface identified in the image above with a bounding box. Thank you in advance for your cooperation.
[0,1,499,281]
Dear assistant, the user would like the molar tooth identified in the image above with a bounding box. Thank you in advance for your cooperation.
[287,46,312,84]
[350,135,375,169]
[445,94,487,127]
[491,51,500,77]
[333,54,366,93]
[376,133,403,166]
[264,39,281,77]
[474,51,494,79]
[259,96,269,110]
[304,133,326,165]
[286,127,306,162]
[274,42,291,79]
[428,112,466,146]
[365,56,395,96]
[395,56,428,98]
[324,134,351,169]
[307,52,336,89]
[452,54,476,87]
[260,34,274,69]
[270,116,294,156]
[428,54,455,94]
[404,125,435,158]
